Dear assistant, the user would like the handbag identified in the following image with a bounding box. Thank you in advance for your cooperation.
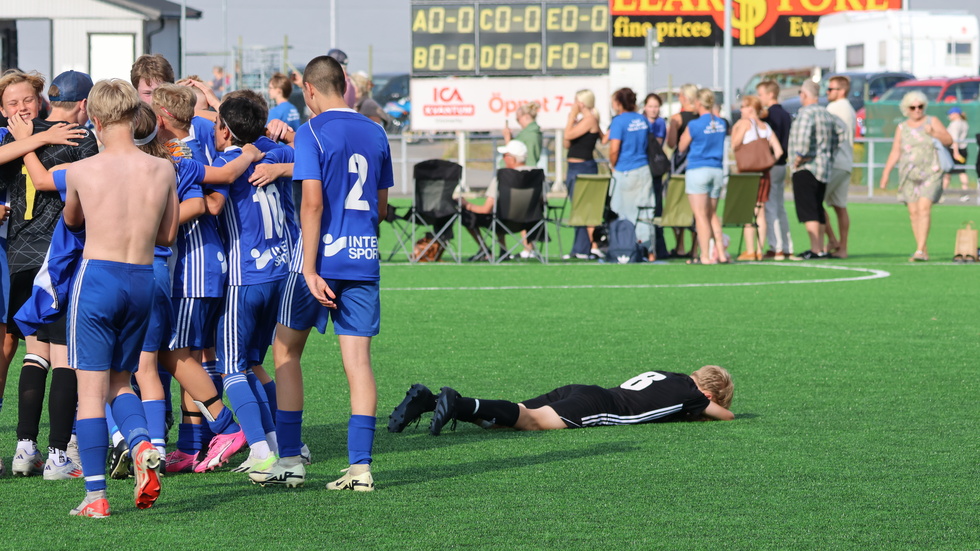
[933,138,954,173]
[953,221,978,262]
[734,120,776,173]
[647,134,670,177]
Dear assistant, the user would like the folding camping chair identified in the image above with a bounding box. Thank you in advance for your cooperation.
[382,204,413,261]
[491,168,548,263]
[410,159,463,263]
[722,172,763,257]
[657,174,694,229]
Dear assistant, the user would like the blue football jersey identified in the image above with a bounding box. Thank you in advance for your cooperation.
[170,157,227,297]
[213,147,289,286]
[292,109,393,281]
[190,117,217,165]
[254,136,300,255]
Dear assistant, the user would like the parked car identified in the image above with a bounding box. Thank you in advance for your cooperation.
[736,66,828,107]
[372,73,409,106]
[862,76,980,138]
[778,71,914,118]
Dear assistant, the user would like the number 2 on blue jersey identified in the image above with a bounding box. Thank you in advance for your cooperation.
[345,153,370,211]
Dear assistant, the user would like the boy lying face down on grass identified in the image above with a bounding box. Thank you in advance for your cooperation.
[389,366,734,436]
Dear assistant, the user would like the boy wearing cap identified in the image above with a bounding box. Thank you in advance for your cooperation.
[824,75,856,259]
[0,70,98,480]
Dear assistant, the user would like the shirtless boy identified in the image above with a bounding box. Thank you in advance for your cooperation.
[60,79,178,518]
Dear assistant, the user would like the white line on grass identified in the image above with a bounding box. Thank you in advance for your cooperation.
[382,263,891,291]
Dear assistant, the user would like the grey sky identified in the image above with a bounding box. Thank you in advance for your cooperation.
[181,0,979,90]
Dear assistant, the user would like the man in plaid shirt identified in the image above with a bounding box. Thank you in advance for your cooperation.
[788,80,842,260]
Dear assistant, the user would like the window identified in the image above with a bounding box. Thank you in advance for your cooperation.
[88,33,135,82]
[846,45,864,69]
[946,42,972,67]
[944,81,980,102]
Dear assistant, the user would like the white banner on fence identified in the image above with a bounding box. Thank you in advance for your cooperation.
[410,76,611,132]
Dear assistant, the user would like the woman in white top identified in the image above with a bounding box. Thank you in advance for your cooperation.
[943,106,970,199]
[730,95,783,261]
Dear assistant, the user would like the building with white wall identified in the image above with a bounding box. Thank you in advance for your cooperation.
[0,0,200,84]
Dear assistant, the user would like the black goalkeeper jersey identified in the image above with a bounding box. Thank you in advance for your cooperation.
[600,371,710,424]
[0,118,98,271]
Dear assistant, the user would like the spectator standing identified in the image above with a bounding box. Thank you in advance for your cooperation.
[503,102,542,168]
[731,95,782,261]
[824,75,856,258]
[607,88,653,253]
[562,89,602,259]
[266,72,301,132]
[756,80,794,260]
[665,84,699,258]
[788,80,840,260]
[943,107,970,201]
[210,66,228,99]
[326,49,357,108]
[878,91,952,261]
[678,88,729,264]
[643,93,669,260]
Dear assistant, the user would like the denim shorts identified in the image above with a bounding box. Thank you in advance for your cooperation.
[685,167,724,198]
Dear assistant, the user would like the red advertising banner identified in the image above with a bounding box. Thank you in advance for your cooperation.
[610,0,902,46]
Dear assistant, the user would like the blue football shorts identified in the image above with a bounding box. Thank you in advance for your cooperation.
[278,271,379,337]
[68,259,154,372]
[169,296,221,351]
[216,280,282,374]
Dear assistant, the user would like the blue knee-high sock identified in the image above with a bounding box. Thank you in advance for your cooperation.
[276,409,303,458]
[262,380,278,424]
[348,415,376,465]
[157,366,173,418]
[142,400,166,451]
[206,407,238,436]
[245,371,276,435]
[76,418,109,492]
[222,373,266,446]
[176,423,203,454]
[110,393,150,453]
[203,361,222,401]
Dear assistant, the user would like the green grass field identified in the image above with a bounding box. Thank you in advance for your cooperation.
[1,201,978,550]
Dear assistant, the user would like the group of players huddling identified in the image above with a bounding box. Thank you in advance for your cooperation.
[0,50,736,520]
[0,52,391,517]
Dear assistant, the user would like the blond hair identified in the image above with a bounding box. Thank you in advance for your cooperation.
[900,91,928,118]
[692,365,733,409]
[88,79,140,128]
[696,88,716,110]
[679,83,698,106]
[516,101,540,120]
[151,84,194,131]
[0,70,45,105]
[740,94,768,120]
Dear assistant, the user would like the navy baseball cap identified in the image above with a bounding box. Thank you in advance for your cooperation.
[326,49,349,66]
[48,70,94,102]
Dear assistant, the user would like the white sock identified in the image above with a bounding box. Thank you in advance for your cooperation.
[17,439,36,454]
[265,431,279,454]
[48,447,68,465]
[250,440,272,460]
[111,431,125,447]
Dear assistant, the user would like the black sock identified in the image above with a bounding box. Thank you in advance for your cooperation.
[48,368,78,451]
[456,397,520,427]
[17,363,49,442]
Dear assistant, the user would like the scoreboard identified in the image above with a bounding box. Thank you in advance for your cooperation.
[411,1,610,76]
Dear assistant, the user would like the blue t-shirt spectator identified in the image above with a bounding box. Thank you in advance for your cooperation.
[268,101,301,131]
[649,117,666,141]
[685,113,728,170]
[609,111,649,172]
